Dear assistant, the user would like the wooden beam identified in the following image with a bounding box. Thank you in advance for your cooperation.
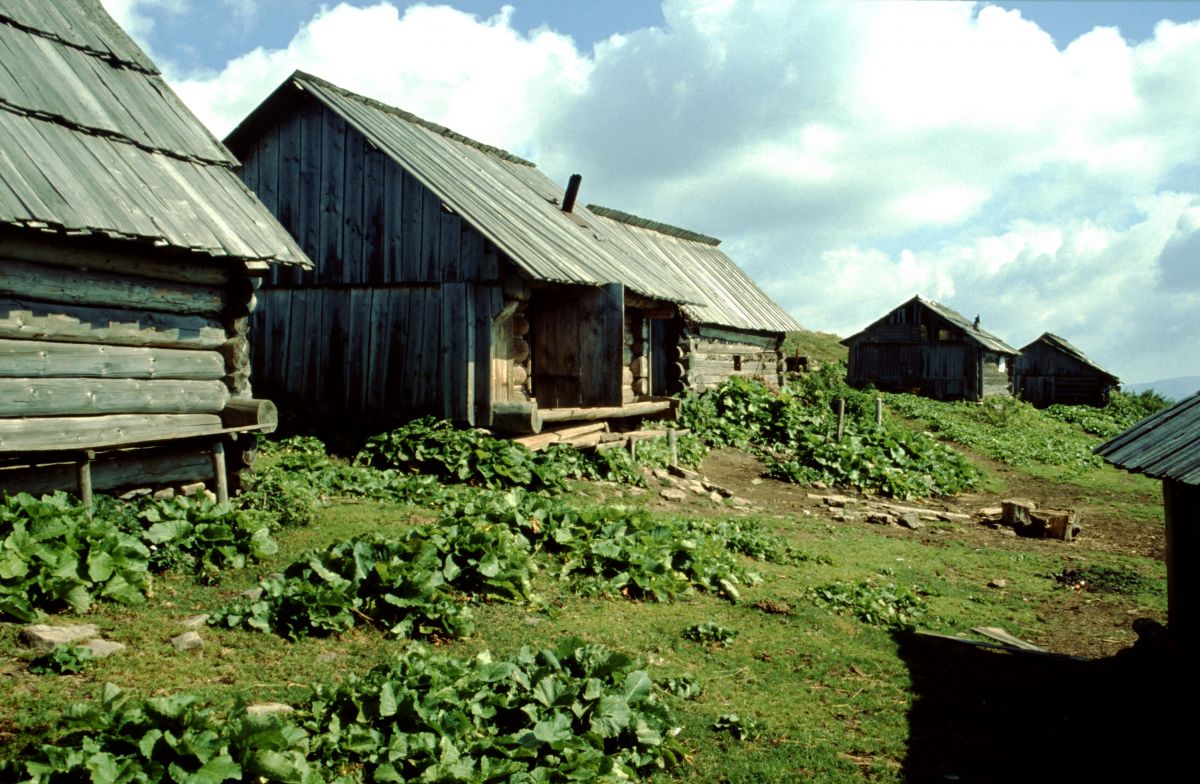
[0,413,224,452]
[0,378,229,417]
[1,259,226,316]
[0,298,227,349]
[0,237,231,286]
[0,339,225,380]
[539,398,675,423]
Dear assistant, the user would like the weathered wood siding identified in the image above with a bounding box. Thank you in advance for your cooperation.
[1015,342,1113,407]
[239,97,506,424]
[0,236,260,494]
[528,283,623,409]
[846,302,1011,401]
[678,325,784,391]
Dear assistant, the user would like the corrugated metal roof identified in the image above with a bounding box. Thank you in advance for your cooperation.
[1021,332,1119,382]
[1096,391,1200,484]
[0,0,309,264]
[845,296,1017,354]
[228,71,700,302]
[588,205,804,334]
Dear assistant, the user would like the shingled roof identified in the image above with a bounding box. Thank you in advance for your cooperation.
[225,71,702,303]
[587,205,804,334]
[845,295,1017,355]
[0,0,308,264]
[1096,391,1200,485]
[1021,332,1119,382]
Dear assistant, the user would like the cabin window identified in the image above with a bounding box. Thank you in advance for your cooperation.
[937,328,951,341]
[733,355,742,371]
[997,357,1006,373]
[920,325,928,340]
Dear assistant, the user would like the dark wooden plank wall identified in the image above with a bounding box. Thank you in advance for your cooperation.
[1016,343,1110,406]
[240,97,504,423]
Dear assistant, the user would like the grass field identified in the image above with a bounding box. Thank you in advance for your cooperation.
[0,378,1184,782]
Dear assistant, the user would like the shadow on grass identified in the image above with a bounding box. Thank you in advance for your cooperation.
[894,627,1190,782]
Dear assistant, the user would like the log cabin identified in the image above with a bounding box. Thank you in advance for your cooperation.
[585,205,803,394]
[226,71,800,434]
[843,296,1017,401]
[0,0,310,499]
[1014,332,1119,408]
[1097,391,1200,657]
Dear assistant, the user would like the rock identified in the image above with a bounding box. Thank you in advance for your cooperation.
[651,468,671,480]
[707,483,734,498]
[203,490,218,503]
[180,481,207,497]
[867,513,895,525]
[750,478,764,485]
[730,496,751,507]
[20,624,100,651]
[246,702,294,716]
[81,639,126,658]
[978,506,1004,518]
[153,487,175,499]
[181,614,210,630]
[754,599,793,615]
[683,480,708,495]
[660,488,687,502]
[988,578,1008,589]
[171,631,203,651]
[709,491,723,502]
[813,481,829,490]
[898,512,923,530]
[118,487,151,500]
[239,586,264,601]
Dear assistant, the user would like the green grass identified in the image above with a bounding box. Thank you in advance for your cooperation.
[781,330,848,366]
[0,390,1175,782]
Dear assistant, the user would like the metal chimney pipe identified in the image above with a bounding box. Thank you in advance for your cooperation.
[562,173,582,213]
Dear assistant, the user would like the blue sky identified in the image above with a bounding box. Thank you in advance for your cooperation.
[102,1,1200,386]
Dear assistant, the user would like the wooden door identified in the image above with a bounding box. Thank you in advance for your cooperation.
[532,283,623,408]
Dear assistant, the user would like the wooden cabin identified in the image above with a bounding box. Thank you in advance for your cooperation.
[226,72,798,434]
[586,206,802,394]
[843,296,1016,401]
[1097,392,1200,657]
[1015,332,1119,408]
[0,0,310,498]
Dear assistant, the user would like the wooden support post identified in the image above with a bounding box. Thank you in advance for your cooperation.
[77,450,94,516]
[629,437,637,461]
[211,441,228,503]
[667,428,678,468]
[836,399,846,442]
[875,397,883,427]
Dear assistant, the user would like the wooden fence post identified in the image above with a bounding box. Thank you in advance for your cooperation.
[836,399,846,442]
[875,397,883,427]
[77,450,95,517]
[211,441,228,503]
[667,428,678,468]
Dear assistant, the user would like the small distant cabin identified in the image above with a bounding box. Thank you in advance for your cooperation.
[586,206,803,395]
[0,1,310,498]
[226,72,799,434]
[1097,392,1200,656]
[1015,333,1119,408]
[843,296,1017,401]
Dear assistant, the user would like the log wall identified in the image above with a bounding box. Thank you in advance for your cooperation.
[679,325,784,391]
[0,234,267,495]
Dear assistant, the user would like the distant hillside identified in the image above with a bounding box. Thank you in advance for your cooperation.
[782,330,847,366]
[1124,376,1200,402]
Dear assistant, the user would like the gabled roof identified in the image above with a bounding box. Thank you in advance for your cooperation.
[0,0,308,264]
[1020,332,1119,382]
[225,71,700,303]
[844,295,1017,355]
[587,205,804,334]
[1096,391,1200,484]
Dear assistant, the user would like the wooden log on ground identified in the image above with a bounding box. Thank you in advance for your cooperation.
[0,443,216,496]
[219,398,279,433]
[513,421,608,451]
[0,298,227,349]
[0,413,224,452]
[0,378,230,417]
[0,259,226,316]
[0,339,225,380]
[539,399,674,423]
[561,431,604,449]
[491,400,542,435]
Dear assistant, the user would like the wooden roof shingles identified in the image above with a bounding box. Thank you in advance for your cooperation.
[588,204,804,334]
[845,295,1018,355]
[1096,391,1200,485]
[227,71,701,302]
[0,0,309,265]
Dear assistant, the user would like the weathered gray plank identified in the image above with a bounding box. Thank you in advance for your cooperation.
[0,297,227,349]
[319,108,346,284]
[0,444,215,496]
[1,258,226,316]
[344,127,366,283]
[0,339,224,379]
[363,143,387,283]
[0,412,224,452]
[0,378,229,417]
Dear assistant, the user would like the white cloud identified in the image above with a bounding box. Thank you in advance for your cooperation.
[152,0,1200,382]
[100,0,186,45]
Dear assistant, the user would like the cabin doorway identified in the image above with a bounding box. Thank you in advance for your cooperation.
[527,283,624,409]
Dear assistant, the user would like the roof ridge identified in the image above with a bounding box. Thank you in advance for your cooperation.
[292,70,536,168]
[587,204,721,246]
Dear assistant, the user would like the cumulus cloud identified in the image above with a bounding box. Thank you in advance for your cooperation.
[148,0,1200,382]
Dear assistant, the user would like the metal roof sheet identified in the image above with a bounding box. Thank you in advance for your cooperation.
[1021,332,1119,382]
[588,205,804,334]
[231,71,700,302]
[1096,391,1200,485]
[0,1,308,264]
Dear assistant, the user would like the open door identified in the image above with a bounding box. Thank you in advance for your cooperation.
[531,283,624,408]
